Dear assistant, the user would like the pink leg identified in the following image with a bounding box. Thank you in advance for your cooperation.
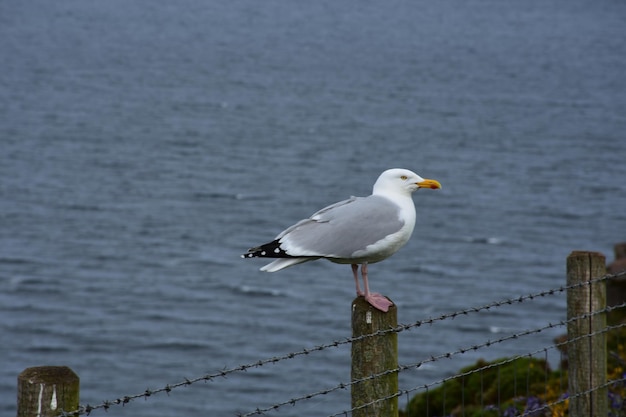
[360,262,393,312]
[352,264,364,296]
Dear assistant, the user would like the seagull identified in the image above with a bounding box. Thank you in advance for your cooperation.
[242,168,441,312]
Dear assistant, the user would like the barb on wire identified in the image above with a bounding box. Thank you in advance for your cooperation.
[58,269,626,417]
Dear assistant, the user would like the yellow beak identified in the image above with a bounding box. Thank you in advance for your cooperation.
[417,179,442,190]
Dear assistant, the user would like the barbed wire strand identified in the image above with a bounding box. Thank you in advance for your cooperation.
[241,303,626,417]
[58,269,626,417]
[328,321,626,417]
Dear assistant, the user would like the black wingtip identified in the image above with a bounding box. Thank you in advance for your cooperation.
[242,239,292,259]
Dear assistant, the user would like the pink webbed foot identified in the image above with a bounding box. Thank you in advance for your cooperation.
[364,293,394,312]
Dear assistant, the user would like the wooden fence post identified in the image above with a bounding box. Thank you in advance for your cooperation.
[17,366,79,417]
[351,297,398,417]
[566,251,607,417]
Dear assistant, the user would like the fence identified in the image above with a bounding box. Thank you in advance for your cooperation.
[16,250,626,417]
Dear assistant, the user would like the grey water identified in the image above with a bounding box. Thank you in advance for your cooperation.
[1,0,626,416]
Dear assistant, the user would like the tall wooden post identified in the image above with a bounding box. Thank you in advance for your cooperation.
[351,297,398,417]
[566,251,607,417]
[17,366,79,417]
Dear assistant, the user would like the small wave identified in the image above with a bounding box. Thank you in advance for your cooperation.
[233,285,287,298]
[62,203,103,212]
[464,236,503,245]
[0,257,36,265]
[398,264,457,278]
[193,192,268,201]
[489,325,517,334]
[6,275,48,289]
[149,340,215,351]
[25,345,71,354]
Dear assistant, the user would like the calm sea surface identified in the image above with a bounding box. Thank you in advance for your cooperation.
[2,1,626,416]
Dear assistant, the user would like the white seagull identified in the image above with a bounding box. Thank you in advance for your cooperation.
[242,168,441,312]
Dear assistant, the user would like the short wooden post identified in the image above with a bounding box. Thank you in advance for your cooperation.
[17,366,79,417]
[351,297,398,417]
[566,251,607,417]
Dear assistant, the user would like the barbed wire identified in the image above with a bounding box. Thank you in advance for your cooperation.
[58,269,626,417]
[244,302,626,417]
[331,321,626,417]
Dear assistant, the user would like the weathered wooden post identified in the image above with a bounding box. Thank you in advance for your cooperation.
[351,296,398,417]
[566,251,607,417]
[17,366,79,417]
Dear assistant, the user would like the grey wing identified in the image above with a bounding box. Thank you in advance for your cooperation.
[277,195,404,258]
[276,196,358,239]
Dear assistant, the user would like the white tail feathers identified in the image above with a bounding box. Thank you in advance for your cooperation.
[260,258,315,272]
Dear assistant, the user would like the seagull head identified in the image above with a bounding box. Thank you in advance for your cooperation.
[373,168,442,197]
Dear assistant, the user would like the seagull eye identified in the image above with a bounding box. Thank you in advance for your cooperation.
[400,175,408,181]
